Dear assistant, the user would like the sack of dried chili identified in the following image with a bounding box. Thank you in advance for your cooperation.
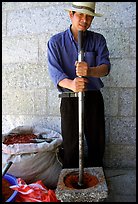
[2,126,63,189]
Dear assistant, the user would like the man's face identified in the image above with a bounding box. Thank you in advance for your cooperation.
[69,11,94,32]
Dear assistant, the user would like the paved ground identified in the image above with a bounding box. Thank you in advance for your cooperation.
[103,168,136,202]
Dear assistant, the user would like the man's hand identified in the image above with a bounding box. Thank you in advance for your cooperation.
[71,77,89,92]
[75,61,89,77]
[76,61,110,78]
[58,61,90,92]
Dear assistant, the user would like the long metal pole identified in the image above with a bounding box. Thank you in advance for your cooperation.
[78,30,84,186]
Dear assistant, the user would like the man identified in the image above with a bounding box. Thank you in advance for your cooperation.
[47,2,110,168]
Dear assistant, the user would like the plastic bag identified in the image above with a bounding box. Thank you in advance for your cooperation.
[10,178,60,202]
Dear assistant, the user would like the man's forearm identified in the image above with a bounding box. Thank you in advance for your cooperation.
[58,64,110,91]
[88,64,109,77]
[58,78,73,91]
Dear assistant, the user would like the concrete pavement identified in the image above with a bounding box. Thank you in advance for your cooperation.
[103,168,136,202]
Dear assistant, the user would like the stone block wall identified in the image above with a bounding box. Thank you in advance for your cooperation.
[2,2,136,168]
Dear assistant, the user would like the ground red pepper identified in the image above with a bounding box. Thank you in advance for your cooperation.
[64,172,99,189]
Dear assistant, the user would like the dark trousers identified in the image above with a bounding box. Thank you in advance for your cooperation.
[60,90,105,168]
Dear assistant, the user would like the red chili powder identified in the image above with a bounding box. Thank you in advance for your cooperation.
[64,172,99,189]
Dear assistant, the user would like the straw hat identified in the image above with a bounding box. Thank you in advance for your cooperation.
[65,2,102,17]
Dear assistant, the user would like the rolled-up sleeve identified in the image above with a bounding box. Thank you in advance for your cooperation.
[96,34,111,74]
[47,39,68,91]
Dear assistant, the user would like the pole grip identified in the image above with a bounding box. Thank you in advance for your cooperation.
[78,30,84,53]
[78,30,84,62]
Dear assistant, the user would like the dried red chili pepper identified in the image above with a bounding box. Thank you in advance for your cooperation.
[3,134,37,145]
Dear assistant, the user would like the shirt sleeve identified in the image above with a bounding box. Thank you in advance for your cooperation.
[47,38,69,92]
[96,34,111,75]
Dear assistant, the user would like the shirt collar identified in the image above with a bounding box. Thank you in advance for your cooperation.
[67,25,75,42]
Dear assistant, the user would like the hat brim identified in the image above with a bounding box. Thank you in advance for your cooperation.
[65,8,103,17]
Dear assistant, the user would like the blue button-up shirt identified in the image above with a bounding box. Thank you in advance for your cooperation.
[47,26,110,92]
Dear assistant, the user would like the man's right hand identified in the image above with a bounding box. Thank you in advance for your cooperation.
[71,77,89,92]
[58,77,88,92]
